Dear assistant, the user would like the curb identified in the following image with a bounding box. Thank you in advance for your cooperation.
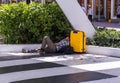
[0,44,41,52]
[87,45,120,57]
[0,44,120,57]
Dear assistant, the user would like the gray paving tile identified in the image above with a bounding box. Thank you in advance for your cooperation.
[93,22,120,28]
[11,71,116,83]
[99,68,120,76]
[0,53,119,83]
[81,77,120,83]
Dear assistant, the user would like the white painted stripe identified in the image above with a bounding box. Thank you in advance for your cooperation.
[70,61,120,71]
[0,66,85,83]
[0,59,43,67]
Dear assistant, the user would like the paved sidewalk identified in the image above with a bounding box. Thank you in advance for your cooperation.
[93,22,120,28]
[0,53,120,83]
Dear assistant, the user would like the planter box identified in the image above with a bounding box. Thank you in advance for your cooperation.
[87,45,120,57]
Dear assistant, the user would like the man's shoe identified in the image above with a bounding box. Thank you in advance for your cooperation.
[22,49,28,53]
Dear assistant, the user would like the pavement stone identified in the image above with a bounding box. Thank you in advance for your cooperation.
[93,22,120,29]
[0,53,119,83]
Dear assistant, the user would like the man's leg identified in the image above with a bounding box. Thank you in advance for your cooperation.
[41,36,56,53]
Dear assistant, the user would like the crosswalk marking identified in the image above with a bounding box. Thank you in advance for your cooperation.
[0,54,119,83]
[0,59,43,67]
[0,62,65,74]
[0,66,85,83]
[70,61,120,71]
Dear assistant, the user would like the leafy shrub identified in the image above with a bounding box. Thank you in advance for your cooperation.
[0,2,73,44]
[87,28,120,48]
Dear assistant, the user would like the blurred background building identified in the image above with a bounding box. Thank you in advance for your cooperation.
[78,0,120,22]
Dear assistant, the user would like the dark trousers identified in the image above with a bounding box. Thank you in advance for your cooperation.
[88,15,92,22]
[41,36,56,53]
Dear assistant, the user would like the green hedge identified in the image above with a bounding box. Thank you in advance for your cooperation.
[87,28,120,48]
[0,2,73,44]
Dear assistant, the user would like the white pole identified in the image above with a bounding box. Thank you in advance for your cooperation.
[56,0,96,38]
[41,0,45,4]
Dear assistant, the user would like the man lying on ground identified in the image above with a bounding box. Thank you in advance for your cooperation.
[22,35,70,54]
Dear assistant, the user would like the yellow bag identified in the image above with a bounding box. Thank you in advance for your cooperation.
[70,30,86,53]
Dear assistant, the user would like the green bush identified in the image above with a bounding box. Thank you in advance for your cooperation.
[87,28,120,48]
[0,2,73,44]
